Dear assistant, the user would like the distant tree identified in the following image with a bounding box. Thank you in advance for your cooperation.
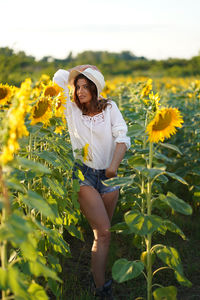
[0,47,200,86]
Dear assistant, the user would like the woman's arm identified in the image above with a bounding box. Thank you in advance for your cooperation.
[105,142,127,178]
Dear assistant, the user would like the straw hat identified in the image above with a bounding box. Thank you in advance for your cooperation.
[68,67,105,97]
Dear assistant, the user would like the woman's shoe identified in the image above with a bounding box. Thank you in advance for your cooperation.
[94,279,114,300]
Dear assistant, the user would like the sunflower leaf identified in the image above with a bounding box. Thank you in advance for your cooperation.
[112,258,144,283]
[125,211,163,235]
[160,143,183,155]
[159,192,192,215]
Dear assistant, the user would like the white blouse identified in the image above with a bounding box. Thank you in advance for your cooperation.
[53,69,131,170]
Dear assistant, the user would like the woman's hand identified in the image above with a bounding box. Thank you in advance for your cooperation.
[105,167,117,179]
[68,65,99,73]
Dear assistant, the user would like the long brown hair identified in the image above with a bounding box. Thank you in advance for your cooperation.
[73,74,110,115]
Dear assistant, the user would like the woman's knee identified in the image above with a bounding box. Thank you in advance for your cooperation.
[94,228,111,245]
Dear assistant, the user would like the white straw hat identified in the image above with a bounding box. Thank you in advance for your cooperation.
[68,67,105,97]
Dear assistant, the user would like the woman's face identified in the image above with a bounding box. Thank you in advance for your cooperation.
[76,78,92,105]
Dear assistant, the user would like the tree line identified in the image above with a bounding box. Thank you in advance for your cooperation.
[0,47,200,86]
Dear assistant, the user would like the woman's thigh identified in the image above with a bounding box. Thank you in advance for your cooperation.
[78,185,110,232]
[101,190,119,221]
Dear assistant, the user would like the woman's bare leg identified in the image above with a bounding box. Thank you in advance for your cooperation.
[78,186,118,288]
[101,189,119,221]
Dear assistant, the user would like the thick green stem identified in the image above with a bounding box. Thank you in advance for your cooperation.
[0,167,10,300]
[146,142,153,300]
[1,210,8,300]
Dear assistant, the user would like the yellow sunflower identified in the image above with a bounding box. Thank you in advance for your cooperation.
[35,74,50,88]
[0,83,13,106]
[82,143,89,162]
[17,78,32,101]
[149,91,160,111]
[141,79,153,98]
[30,96,52,126]
[43,82,62,97]
[0,94,29,164]
[54,95,66,117]
[146,107,184,143]
[43,82,66,117]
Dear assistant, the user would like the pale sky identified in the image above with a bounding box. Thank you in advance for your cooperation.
[1,0,200,60]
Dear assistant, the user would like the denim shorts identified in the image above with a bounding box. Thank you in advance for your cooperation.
[72,162,120,194]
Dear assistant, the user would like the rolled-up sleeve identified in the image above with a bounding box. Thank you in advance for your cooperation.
[53,69,70,89]
[53,69,70,100]
[110,101,131,150]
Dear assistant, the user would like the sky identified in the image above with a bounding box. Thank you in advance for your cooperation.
[1,0,200,60]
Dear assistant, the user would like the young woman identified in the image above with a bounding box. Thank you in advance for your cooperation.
[53,65,130,299]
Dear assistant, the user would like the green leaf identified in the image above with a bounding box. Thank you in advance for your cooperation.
[47,254,62,273]
[49,229,71,256]
[37,151,62,167]
[29,258,62,282]
[154,152,173,163]
[65,224,84,241]
[0,267,8,289]
[165,172,188,185]
[128,155,146,167]
[23,191,56,219]
[112,258,144,283]
[27,123,43,134]
[5,178,26,193]
[48,278,61,298]
[16,157,51,174]
[128,123,145,137]
[156,246,192,287]
[8,266,30,299]
[142,168,165,179]
[157,174,168,184]
[4,213,34,244]
[110,222,133,234]
[153,286,177,300]
[158,220,186,240]
[42,177,65,196]
[160,143,183,155]
[125,211,163,235]
[21,239,38,261]
[103,175,135,187]
[159,192,192,215]
[189,169,200,176]
[28,283,48,300]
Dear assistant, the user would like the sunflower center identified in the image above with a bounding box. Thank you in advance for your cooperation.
[0,87,8,100]
[33,99,49,118]
[44,87,58,97]
[152,111,172,131]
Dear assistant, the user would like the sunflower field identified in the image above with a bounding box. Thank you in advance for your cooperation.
[0,74,200,300]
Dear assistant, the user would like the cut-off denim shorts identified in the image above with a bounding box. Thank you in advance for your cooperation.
[72,162,120,194]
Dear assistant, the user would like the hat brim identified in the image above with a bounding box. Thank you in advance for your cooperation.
[68,70,83,86]
[68,67,105,98]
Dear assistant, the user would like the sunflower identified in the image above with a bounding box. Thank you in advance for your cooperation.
[0,95,29,164]
[17,78,32,101]
[82,143,89,162]
[43,82,62,97]
[141,79,153,98]
[43,82,66,116]
[30,96,52,126]
[146,107,184,143]
[35,74,50,88]
[149,92,160,111]
[0,84,13,106]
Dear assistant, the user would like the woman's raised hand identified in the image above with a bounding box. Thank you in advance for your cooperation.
[68,65,99,73]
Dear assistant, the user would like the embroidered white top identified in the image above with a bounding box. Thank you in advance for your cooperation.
[53,69,131,170]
